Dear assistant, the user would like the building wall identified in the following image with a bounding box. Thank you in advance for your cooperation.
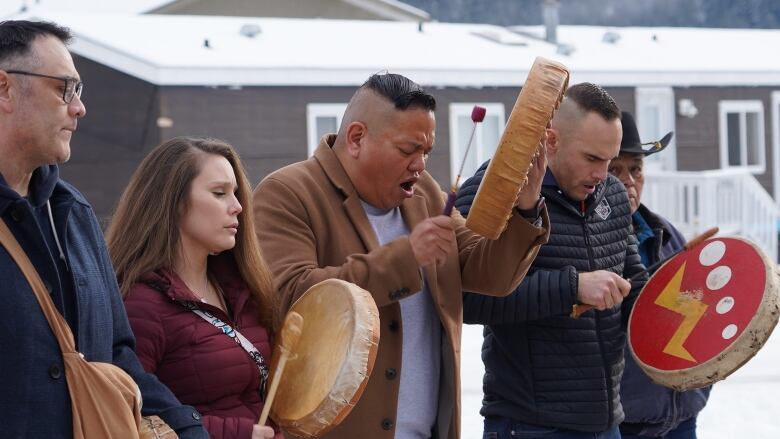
[151,0,402,20]
[158,85,523,191]
[157,85,356,189]
[61,55,161,222]
[60,56,645,222]
[674,86,780,194]
[606,87,636,117]
[152,84,523,227]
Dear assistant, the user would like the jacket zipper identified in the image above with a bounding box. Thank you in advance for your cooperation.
[581,199,614,429]
[546,183,616,429]
[580,202,595,272]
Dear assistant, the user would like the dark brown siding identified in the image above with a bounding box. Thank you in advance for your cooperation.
[605,87,635,116]
[674,86,777,194]
[61,55,160,220]
[157,86,357,188]
[58,59,639,220]
[159,85,538,192]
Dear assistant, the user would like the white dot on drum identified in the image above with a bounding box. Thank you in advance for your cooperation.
[706,266,732,290]
[699,241,726,266]
[722,324,738,340]
[716,296,735,314]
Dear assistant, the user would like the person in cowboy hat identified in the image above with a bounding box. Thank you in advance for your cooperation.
[608,111,711,439]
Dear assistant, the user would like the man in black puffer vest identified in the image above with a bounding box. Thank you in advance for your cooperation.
[456,83,648,439]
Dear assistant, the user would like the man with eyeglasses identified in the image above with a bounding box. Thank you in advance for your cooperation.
[5,70,83,104]
[0,20,208,438]
[609,111,711,439]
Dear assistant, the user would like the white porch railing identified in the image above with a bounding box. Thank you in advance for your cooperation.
[644,168,779,262]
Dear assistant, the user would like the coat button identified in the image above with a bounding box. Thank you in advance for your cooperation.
[49,364,62,379]
[381,418,394,430]
[385,368,397,380]
[389,320,399,333]
[192,412,201,421]
[10,207,23,222]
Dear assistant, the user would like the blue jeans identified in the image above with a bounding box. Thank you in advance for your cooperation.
[483,416,622,439]
[620,417,697,439]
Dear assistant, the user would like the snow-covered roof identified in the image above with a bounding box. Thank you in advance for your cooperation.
[13,13,780,87]
[30,13,558,87]
[515,25,780,87]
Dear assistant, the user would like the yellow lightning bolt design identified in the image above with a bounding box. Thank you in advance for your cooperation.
[653,262,709,362]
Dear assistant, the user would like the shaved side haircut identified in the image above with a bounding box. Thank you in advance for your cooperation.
[551,82,620,136]
[361,73,436,112]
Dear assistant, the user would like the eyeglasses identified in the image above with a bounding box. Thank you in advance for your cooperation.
[5,70,84,104]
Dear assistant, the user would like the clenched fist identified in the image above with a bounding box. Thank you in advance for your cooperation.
[409,215,456,267]
[577,270,631,311]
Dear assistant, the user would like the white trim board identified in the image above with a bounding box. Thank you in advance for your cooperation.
[771,91,780,203]
[718,100,766,174]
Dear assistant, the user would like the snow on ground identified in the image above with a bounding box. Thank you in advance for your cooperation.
[460,322,780,438]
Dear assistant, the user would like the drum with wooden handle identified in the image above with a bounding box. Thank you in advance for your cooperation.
[466,56,569,239]
[628,237,779,390]
[268,279,380,437]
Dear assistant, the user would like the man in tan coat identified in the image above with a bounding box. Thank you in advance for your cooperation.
[253,73,549,439]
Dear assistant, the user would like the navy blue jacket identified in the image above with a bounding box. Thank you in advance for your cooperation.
[619,204,711,436]
[456,162,647,433]
[0,165,207,438]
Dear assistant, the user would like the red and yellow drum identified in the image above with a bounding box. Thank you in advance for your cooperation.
[629,237,779,390]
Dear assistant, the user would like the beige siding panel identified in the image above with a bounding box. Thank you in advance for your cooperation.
[152,0,391,20]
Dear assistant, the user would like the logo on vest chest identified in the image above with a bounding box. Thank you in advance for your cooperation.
[595,198,612,220]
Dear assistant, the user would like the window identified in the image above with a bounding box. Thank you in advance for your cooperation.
[719,101,765,172]
[448,103,506,185]
[635,87,676,171]
[306,103,347,156]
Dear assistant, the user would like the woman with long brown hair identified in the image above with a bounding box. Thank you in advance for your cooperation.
[107,137,279,439]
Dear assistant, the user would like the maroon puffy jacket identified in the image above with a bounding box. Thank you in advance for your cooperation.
[125,257,281,439]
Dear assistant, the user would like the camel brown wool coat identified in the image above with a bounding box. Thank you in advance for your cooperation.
[253,135,549,439]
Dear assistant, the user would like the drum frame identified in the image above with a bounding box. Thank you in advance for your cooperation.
[628,237,780,390]
[269,279,380,437]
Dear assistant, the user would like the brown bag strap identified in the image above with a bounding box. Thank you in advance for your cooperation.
[0,219,77,353]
